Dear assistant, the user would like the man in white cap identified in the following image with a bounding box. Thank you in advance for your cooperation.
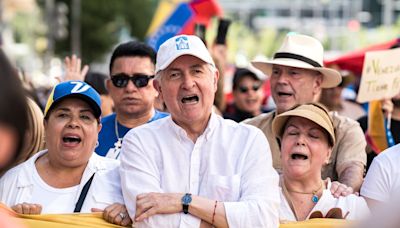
[120,35,280,227]
[246,33,366,196]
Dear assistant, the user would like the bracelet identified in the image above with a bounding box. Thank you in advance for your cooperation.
[211,200,218,226]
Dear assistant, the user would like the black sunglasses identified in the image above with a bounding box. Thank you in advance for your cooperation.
[111,73,155,88]
[238,84,261,93]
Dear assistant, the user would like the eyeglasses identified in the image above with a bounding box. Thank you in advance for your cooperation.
[111,73,155,88]
[238,84,261,93]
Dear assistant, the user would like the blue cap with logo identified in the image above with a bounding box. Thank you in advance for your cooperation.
[44,81,102,118]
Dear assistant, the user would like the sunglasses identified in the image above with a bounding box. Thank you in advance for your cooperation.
[238,84,261,93]
[111,73,155,88]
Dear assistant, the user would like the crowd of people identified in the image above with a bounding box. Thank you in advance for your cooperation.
[0,31,399,228]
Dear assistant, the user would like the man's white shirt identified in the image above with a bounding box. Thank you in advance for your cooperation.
[120,113,280,228]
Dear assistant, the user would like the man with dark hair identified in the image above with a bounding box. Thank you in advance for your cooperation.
[223,67,265,122]
[96,41,168,158]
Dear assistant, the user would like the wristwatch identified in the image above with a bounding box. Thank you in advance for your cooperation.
[181,193,192,214]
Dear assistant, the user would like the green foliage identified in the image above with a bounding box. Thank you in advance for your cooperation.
[53,0,157,64]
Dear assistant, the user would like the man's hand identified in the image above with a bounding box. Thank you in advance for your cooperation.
[91,203,132,227]
[63,55,89,81]
[135,192,182,222]
[11,203,42,214]
[330,180,355,198]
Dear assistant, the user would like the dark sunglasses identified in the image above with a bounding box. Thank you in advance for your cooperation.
[238,84,261,93]
[111,73,155,88]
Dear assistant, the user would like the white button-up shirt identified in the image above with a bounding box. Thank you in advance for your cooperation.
[120,114,280,228]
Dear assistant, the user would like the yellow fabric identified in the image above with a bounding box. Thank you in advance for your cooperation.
[146,0,190,35]
[280,218,352,228]
[367,100,388,153]
[16,213,126,228]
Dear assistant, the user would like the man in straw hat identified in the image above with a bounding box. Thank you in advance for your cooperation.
[245,33,366,196]
[120,35,279,227]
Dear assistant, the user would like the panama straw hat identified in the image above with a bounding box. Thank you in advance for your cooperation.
[251,34,342,88]
[272,103,335,146]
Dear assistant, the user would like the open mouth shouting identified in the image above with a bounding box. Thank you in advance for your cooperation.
[181,94,199,104]
[277,91,293,98]
[62,134,82,147]
[291,152,308,160]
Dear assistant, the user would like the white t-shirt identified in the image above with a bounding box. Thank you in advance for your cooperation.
[361,143,400,203]
[280,179,369,222]
[31,167,79,214]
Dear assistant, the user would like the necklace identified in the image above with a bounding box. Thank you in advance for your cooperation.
[286,181,324,203]
[114,117,123,150]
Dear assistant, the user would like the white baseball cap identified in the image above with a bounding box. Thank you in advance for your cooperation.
[155,35,215,73]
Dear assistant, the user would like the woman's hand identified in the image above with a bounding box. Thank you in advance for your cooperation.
[135,192,182,222]
[92,203,132,227]
[11,203,42,214]
[330,180,354,197]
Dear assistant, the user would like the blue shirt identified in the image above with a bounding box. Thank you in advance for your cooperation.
[96,110,169,158]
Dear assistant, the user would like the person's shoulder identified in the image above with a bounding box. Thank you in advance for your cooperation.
[330,111,362,130]
[242,111,274,126]
[375,144,400,163]
[100,113,116,125]
[0,150,44,184]
[126,115,171,139]
[90,153,120,170]
[153,110,169,120]
[219,115,266,138]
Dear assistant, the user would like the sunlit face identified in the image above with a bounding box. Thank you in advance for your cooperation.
[107,56,157,118]
[281,117,332,180]
[270,65,322,114]
[0,124,18,168]
[44,98,101,168]
[233,76,264,115]
[155,55,218,128]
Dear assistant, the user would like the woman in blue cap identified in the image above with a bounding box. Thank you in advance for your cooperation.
[0,80,131,226]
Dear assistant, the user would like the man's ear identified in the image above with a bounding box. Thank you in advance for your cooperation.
[106,79,112,91]
[312,73,323,96]
[153,80,163,100]
[213,70,220,93]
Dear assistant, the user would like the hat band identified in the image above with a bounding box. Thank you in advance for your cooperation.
[274,52,322,67]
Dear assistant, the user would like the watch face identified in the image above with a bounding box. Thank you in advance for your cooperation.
[182,193,192,204]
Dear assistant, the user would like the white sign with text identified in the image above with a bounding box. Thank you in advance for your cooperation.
[357,48,400,103]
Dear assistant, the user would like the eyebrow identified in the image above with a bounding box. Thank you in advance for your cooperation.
[56,107,93,113]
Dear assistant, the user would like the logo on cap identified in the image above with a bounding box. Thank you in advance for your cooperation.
[175,36,189,50]
[70,81,90,93]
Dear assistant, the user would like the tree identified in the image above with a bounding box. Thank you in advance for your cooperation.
[52,0,157,64]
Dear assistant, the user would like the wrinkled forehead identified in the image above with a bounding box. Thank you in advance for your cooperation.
[166,55,209,70]
[272,64,321,76]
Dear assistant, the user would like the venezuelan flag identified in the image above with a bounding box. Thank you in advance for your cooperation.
[366,100,395,153]
[146,0,222,51]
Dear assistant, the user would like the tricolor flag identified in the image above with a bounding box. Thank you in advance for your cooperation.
[146,0,222,51]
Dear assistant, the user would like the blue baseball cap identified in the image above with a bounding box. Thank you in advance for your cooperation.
[44,81,102,119]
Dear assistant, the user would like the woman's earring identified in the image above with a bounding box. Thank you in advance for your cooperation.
[95,141,99,148]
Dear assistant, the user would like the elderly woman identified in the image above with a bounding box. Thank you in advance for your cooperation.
[272,103,369,222]
[0,81,131,226]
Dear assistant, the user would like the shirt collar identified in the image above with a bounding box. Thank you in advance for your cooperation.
[167,112,218,142]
